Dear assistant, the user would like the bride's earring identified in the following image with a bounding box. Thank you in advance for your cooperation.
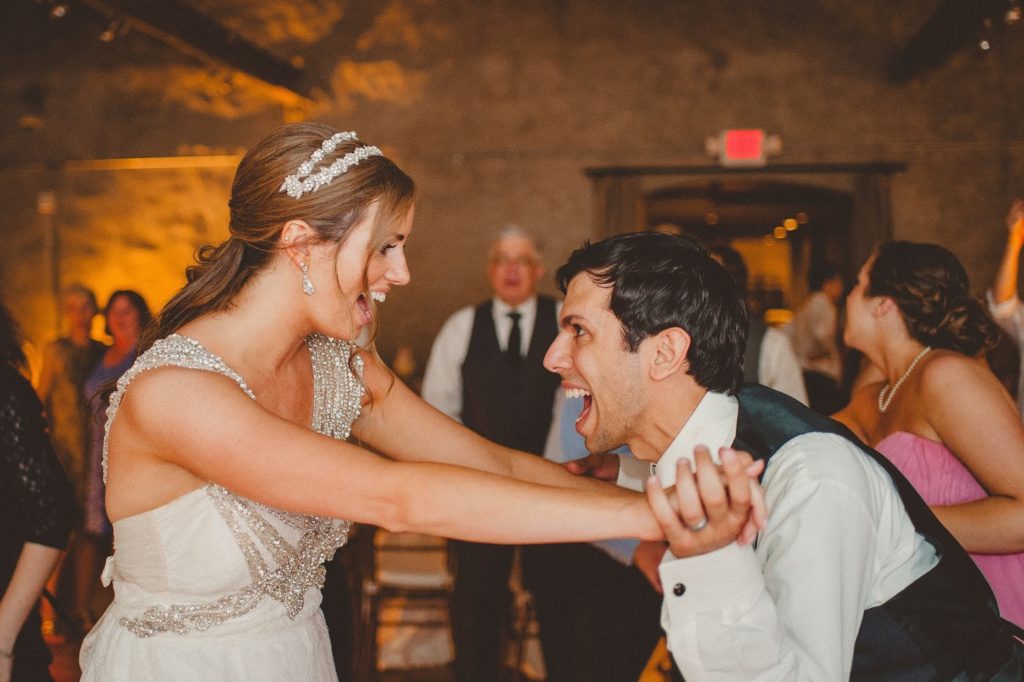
[300,262,315,296]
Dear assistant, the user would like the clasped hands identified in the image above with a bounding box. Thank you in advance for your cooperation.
[567,446,767,560]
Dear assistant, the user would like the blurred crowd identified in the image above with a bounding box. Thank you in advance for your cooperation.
[2,285,148,680]
[5,201,1024,681]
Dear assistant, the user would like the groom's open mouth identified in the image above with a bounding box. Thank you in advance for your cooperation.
[564,386,593,432]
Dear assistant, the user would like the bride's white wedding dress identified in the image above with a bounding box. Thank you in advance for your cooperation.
[80,334,364,681]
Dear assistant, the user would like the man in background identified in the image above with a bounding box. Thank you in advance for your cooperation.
[788,260,844,413]
[540,391,664,681]
[422,227,562,681]
[709,245,807,404]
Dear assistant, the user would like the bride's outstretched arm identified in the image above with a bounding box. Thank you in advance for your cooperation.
[352,351,612,490]
[107,366,663,545]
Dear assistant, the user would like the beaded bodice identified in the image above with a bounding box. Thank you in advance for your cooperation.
[100,333,364,637]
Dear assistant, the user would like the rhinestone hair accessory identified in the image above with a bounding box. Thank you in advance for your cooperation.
[279,131,383,200]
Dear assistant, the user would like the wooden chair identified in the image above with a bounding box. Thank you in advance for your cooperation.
[355,528,455,681]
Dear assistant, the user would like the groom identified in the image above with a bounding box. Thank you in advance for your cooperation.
[544,232,1023,679]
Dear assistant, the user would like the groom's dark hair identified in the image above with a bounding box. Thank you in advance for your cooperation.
[556,232,747,394]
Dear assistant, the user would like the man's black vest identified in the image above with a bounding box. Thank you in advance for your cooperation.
[732,383,1023,680]
[461,296,560,455]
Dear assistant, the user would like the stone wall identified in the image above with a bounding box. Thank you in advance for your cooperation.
[1,0,1022,372]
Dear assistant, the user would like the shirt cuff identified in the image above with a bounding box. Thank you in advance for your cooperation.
[659,542,765,616]
[593,538,641,566]
[617,456,652,492]
[986,289,1021,319]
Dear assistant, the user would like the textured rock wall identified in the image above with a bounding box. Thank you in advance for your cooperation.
[1,0,1022,371]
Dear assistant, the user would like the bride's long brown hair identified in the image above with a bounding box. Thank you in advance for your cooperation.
[140,123,415,354]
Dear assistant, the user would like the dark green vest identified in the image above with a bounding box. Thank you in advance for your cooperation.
[733,383,1023,680]
[743,317,766,383]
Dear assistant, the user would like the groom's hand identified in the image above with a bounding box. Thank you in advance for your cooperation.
[564,451,620,481]
[645,446,767,559]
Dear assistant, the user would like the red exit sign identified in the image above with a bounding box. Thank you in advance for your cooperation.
[724,129,764,162]
[705,129,782,167]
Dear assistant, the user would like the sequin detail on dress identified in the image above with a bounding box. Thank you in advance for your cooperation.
[101,334,363,637]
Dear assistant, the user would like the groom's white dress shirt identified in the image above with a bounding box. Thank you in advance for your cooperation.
[619,391,938,680]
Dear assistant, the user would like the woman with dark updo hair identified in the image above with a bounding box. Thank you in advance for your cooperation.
[835,241,1024,627]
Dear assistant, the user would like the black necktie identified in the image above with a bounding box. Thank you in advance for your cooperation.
[506,311,522,362]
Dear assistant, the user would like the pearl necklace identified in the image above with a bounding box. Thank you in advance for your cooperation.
[877,346,932,413]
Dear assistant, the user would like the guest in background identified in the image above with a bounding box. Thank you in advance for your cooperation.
[421,227,563,682]
[34,284,104,636]
[540,392,664,682]
[987,199,1024,419]
[73,290,151,630]
[35,284,104,509]
[0,299,75,681]
[835,241,1024,627]
[788,260,845,414]
[709,245,807,403]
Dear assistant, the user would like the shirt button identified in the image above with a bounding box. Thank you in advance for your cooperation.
[672,583,686,596]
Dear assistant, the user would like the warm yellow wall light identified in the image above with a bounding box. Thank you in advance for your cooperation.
[64,155,242,172]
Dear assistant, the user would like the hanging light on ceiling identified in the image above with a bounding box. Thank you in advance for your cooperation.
[99,18,127,43]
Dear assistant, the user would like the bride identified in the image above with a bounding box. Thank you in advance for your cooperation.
[80,123,762,680]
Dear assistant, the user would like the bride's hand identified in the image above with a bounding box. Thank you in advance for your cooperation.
[564,451,620,481]
[645,446,767,559]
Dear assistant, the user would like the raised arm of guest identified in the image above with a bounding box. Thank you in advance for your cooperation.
[991,199,1024,308]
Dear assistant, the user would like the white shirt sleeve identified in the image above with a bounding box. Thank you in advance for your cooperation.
[807,295,837,351]
[542,390,567,463]
[986,290,1024,344]
[658,434,884,681]
[420,307,474,422]
[617,456,652,492]
[758,329,809,406]
[791,294,840,379]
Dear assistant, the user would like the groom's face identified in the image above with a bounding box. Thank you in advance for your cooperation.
[544,273,648,454]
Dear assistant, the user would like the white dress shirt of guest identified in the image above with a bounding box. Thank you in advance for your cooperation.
[788,277,844,381]
[753,327,807,404]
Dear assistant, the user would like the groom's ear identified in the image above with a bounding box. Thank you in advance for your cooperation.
[649,327,690,381]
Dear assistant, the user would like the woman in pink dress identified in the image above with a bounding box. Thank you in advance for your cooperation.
[835,241,1024,627]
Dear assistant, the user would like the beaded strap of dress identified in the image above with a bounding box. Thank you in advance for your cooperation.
[101,333,363,637]
[101,334,255,483]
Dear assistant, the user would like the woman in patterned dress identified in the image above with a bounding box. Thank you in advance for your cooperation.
[0,299,74,681]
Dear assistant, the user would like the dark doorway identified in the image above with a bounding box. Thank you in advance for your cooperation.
[640,180,854,317]
[585,161,906,318]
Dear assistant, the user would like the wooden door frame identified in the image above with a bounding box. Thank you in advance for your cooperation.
[585,162,906,283]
